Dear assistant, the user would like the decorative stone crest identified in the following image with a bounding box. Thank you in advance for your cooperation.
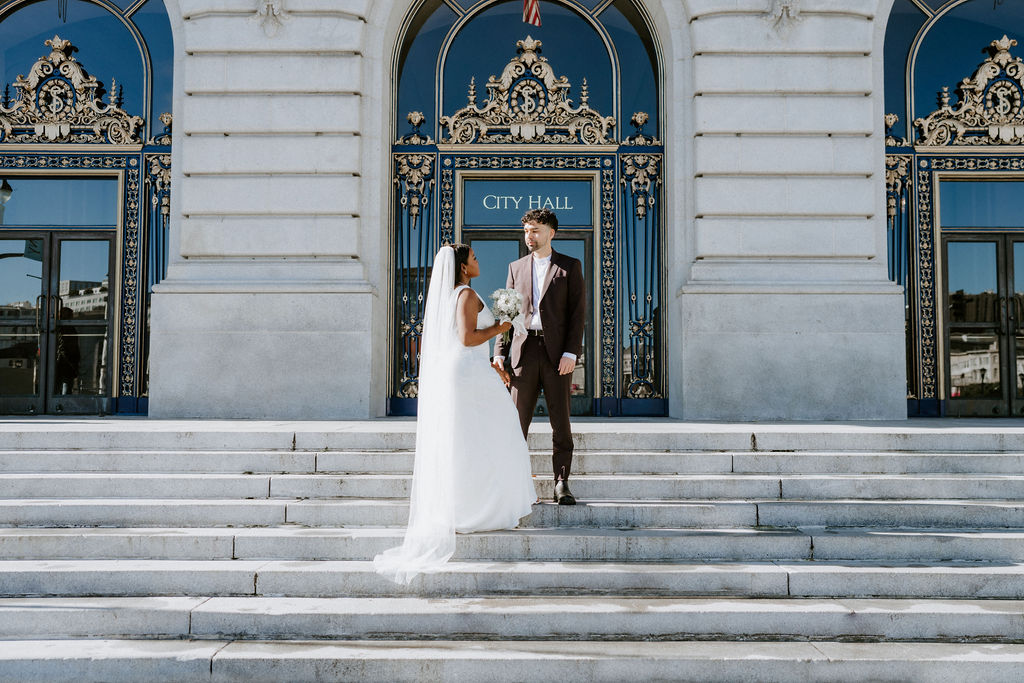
[440,36,615,145]
[915,35,1024,145]
[396,111,434,145]
[623,112,661,146]
[766,0,801,33]
[0,36,143,144]
[253,0,290,37]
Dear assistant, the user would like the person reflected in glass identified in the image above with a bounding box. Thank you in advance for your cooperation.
[55,307,80,395]
[374,244,535,585]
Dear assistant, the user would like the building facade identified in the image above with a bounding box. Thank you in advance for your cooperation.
[1,0,1020,420]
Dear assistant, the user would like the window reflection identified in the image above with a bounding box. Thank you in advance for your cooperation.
[0,177,118,227]
[0,239,43,310]
[947,241,997,324]
[949,333,1002,399]
[941,181,1024,229]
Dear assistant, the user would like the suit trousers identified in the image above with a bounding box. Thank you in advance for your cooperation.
[510,335,573,481]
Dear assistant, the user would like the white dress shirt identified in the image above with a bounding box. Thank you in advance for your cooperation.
[493,253,577,364]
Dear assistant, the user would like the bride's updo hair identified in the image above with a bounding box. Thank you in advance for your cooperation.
[452,243,472,285]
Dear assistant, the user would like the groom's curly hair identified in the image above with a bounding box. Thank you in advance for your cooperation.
[452,243,472,285]
[521,208,558,231]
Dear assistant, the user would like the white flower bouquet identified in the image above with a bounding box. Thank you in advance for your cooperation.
[490,287,527,342]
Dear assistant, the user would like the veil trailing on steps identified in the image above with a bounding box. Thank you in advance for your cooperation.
[374,245,460,584]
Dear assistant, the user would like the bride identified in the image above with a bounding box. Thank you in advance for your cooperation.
[374,244,536,584]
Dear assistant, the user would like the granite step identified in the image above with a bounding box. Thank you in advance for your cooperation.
[2,596,1022,642]
[2,527,1023,562]
[2,639,1022,683]
[1,559,1022,599]
[2,496,1019,529]
[5,449,1024,476]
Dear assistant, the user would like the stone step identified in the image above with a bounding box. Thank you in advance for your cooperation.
[1,559,1021,599]
[2,639,1022,683]
[2,527,1023,562]
[7,419,1024,454]
[3,472,1022,501]
[6,449,1024,475]
[2,497,1020,529]
[3,596,1022,642]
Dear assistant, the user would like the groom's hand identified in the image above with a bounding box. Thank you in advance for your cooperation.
[557,356,575,376]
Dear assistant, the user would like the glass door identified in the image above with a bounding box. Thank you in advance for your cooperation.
[943,235,1024,416]
[465,231,594,415]
[0,233,113,414]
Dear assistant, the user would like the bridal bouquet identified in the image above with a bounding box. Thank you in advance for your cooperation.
[490,288,527,342]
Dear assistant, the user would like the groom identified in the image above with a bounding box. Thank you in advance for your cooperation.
[492,208,586,505]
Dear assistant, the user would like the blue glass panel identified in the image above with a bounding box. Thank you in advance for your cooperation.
[463,178,593,227]
[914,0,1024,125]
[0,1,147,125]
[0,238,43,309]
[940,181,1024,228]
[883,0,928,137]
[464,238,519,356]
[396,1,458,137]
[947,241,997,312]
[443,1,613,129]
[602,0,659,137]
[0,177,118,227]
[130,0,174,136]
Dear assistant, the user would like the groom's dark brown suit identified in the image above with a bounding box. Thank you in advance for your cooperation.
[495,249,585,482]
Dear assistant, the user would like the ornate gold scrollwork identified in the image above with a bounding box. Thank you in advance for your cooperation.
[621,153,661,219]
[0,36,143,144]
[915,35,1024,146]
[394,153,434,223]
[396,111,434,145]
[623,112,660,146]
[440,36,615,145]
[885,154,909,220]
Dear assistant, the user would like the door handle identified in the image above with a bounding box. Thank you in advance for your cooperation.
[34,295,44,333]
[996,296,1006,335]
[50,295,62,323]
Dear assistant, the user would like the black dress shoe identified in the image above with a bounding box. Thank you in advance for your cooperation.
[554,480,576,505]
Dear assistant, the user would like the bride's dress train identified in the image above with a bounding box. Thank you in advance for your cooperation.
[374,251,534,585]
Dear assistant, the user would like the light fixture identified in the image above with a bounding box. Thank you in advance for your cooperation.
[0,179,11,205]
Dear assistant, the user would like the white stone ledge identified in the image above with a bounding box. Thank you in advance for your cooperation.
[694,217,876,259]
[183,16,363,54]
[694,54,872,94]
[694,176,875,217]
[687,0,874,20]
[180,216,360,258]
[182,135,360,175]
[179,0,369,18]
[181,94,360,134]
[692,16,872,54]
[694,135,874,174]
[694,94,873,135]
[180,175,360,215]
[184,54,362,94]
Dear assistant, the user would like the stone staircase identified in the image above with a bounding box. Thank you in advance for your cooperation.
[0,419,1023,681]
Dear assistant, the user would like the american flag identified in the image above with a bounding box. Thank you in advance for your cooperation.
[523,0,541,27]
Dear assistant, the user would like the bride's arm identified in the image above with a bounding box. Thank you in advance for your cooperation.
[456,289,511,347]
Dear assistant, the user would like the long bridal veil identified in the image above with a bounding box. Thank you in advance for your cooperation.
[374,246,461,584]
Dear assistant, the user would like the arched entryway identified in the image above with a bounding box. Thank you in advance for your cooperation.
[0,0,173,415]
[387,0,666,417]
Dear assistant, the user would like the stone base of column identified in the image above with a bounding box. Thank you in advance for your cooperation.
[148,277,378,419]
[678,282,907,421]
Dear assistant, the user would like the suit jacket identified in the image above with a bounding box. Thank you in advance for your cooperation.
[495,249,585,368]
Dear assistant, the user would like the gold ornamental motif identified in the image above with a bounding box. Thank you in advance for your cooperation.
[440,36,615,145]
[0,36,143,144]
[915,36,1024,146]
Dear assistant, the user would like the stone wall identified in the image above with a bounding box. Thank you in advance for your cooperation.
[149,0,906,420]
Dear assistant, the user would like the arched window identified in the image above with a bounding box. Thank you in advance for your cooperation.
[389,0,664,417]
[885,0,1024,417]
[0,0,173,416]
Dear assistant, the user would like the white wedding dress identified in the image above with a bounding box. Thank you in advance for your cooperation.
[374,247,535,585]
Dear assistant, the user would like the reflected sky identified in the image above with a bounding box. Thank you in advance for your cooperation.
[947,241,997,297]
[940,181,1024,228]
[0,177,118,227]
[0,238,110,309]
